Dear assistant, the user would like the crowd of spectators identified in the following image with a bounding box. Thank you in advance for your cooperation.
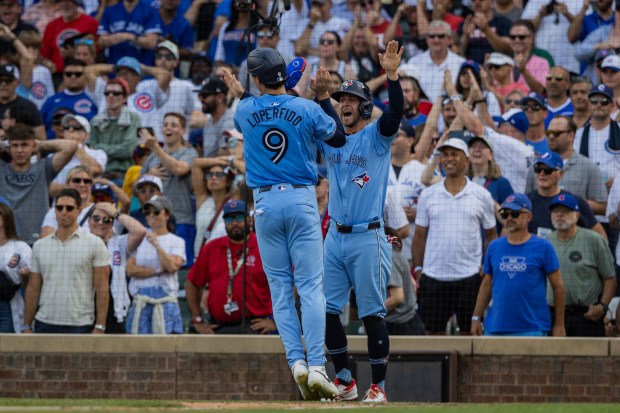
[1,0,620,337]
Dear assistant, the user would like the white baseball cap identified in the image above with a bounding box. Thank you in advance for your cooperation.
[136,175,163,193]
[486,53,515,67]
[601,55,620,72]
[438,138,469,157]
[62,114,91,134]
[156,40,179,60]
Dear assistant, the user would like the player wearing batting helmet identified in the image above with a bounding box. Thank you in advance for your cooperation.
[319,40,405,403]
[220,48,346,401]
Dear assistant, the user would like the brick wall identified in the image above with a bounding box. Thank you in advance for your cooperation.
[0,335,618,402]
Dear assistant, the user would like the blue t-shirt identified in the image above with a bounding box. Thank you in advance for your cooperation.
[319,122,395,225]
[234,94,336,188]
[526,138,551,156]
[580,11,615,41]
[40,92,98,139]
[161,13,194,51]
[98,0,162,64]
[219,28,256,67]
[483,235,559,334]
[545,101,574,128]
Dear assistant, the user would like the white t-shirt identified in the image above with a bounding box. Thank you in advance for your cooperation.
[407,50,465,102]
[194,197,226,257]
[41,203,94,234]
[574,123,620,182]
[415,178,496,280]
[129,232,186,297]
[51,146,108,184]
[484,127,536,193]
[384,186,409,232]
[521,0,582,73]
[0,239,31,333]
[18,65,55,110]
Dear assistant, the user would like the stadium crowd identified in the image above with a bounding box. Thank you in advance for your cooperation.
[1,0,620,347]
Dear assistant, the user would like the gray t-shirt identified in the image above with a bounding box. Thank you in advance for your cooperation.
[0,158,55,245]
[385,249,418,325]
[202,108,235,157]
[141,146,198,225]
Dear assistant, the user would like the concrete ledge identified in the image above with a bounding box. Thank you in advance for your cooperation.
[472,337,610,356]
[175,335,285,354]
[610,338,620,356]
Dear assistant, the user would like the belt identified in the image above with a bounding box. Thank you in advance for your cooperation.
[564,305,590,314]
[336,221,381,233]
[258,184,307,193]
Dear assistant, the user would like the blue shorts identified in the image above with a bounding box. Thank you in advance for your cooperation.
[324,225,392,319]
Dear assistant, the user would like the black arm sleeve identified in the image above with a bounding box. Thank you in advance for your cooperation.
[240,90,253,100]
[319,98,346,148]
[378,78,404,137]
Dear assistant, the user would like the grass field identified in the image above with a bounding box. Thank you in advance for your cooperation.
[0,400,619,413]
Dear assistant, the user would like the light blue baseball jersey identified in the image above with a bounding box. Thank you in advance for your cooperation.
[319,122,395,225]
[234,94,336,188]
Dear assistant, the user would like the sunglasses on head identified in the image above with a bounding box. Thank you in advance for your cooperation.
[142,207,162,216]
[223,214,245,224]
[427,33,447,39]
[320,39,336,46]
[589,97,611,106]
[521,104,543,112]
[206,171,226,179]
[64,71,83,78]
[533,165,557,175]
[75,38,94,46]
[70,177,93,185]
[55,204,76,212]
[91,214,113,224]
[508,34,529,41]
[499,210,525,219]
[104,90,125,97]
[257,31,274,39]
[64,125,84,131]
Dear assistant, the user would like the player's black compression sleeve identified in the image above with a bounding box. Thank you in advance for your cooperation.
[240,90,253,100]
[378,78,404,137]
[319,98,346,148]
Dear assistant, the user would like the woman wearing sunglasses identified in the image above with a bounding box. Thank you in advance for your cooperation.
[88,202,146,333]
[126,196,186,334]
[40,165,97,238]
[0,203,31,333]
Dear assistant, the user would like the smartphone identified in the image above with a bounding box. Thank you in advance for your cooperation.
[137,127,155,138]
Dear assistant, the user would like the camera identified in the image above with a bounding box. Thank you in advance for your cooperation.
[545,0,558,15]
[234,0,253,11]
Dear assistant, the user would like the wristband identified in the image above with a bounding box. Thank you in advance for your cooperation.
[113,211,122,220]
[21,324,33,332]
[94,324,106,332]
[450,94,462,102]
[192,316,204,325]
[471,316,481,321]
[414,266,423,274]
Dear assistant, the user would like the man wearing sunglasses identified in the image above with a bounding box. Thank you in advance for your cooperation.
[544,66,574,128]
[471,192,566,337]
[526,151,607,241]
[23,188,110,335]
[520,92,551,155]
[185,200,275,335]
[40,59,97,139]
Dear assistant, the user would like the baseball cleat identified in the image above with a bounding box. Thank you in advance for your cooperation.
[307,366,338,401]
[291,360,320,401]
[285,57,306,91]
[362,384,387,403]
[335,378,358,401]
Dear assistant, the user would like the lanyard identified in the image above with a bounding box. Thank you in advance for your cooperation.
[226,246,248,304]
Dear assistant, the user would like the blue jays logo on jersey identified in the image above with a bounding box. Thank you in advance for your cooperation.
[351,172,371,189]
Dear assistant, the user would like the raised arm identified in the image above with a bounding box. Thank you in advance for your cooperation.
[141,65,172,93]
[37,139,79,173]
[312,67,346,148]
[377,41,405,137]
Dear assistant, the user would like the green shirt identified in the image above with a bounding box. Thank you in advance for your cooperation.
[547,227,614,306]
[89,107,141,175]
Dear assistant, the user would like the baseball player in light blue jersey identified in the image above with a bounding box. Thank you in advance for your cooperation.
[221,48,346,401]
[318,40,405,403]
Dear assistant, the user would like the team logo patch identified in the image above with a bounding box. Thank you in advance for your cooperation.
[74,99,93,114]
[246,255,256,267]
[56,29,79,48]
[604,140,620,154]
[113,251,122,266]
[505,195,515,203]
[133,93,155,113]
[7,254,20,268]
[351,172,371,189]
[569,251,582,263]
[499,256,527,279]
[31,81,47,100]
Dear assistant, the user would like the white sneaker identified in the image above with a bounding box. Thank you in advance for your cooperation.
[362,384,387,403]
[335,378,358,401]
[291,360,319,401]
[308,366,338,401]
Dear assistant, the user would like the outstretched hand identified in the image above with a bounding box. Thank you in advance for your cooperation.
[378,40,404,79]
[221,68,245,99]
[310,67,332,100]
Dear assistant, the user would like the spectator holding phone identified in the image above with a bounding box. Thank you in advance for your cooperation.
[90,79,141,183]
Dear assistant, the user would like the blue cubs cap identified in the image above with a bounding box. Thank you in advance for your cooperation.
[92,183,114,197]
[589,84,614,100]
[549,193,579,212]
[492,108,529,134]
[460,60,481,77]
[535,151,564,170]
[115,57,142,76]
[520,92,546,107]
[223,200,248,217]
[594,48,615,63]
[500,193,532,211]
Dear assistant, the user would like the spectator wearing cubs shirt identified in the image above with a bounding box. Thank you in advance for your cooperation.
[185,200,275,335]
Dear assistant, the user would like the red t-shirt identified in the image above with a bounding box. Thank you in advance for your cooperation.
[187,233,272,323]
[41,14,99,72]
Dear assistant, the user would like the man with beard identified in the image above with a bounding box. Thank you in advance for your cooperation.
[471,193,566,337]
[547,193,616,337]
[185,200,275,335]
[197,76,234,157]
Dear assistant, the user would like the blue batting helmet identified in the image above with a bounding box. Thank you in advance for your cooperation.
[247,48,288,85]
[331,80,374,119]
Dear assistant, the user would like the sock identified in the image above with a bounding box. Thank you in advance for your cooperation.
[336,368,353,385]
[363,316,390,386]
[325,313,349,375]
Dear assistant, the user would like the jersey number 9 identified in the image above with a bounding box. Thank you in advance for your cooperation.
[262,128,289,164]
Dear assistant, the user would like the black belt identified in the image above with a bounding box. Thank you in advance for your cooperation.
[258,184,307,193]
[564,305,589,314]
[336,221,381,233]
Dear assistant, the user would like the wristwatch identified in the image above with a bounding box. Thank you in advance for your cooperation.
[192,316,204,325]
[450,94,463,102]
[94,324,106,332]
[113,211,122,220]
[21,324,33,332]
[598,301,609,315]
